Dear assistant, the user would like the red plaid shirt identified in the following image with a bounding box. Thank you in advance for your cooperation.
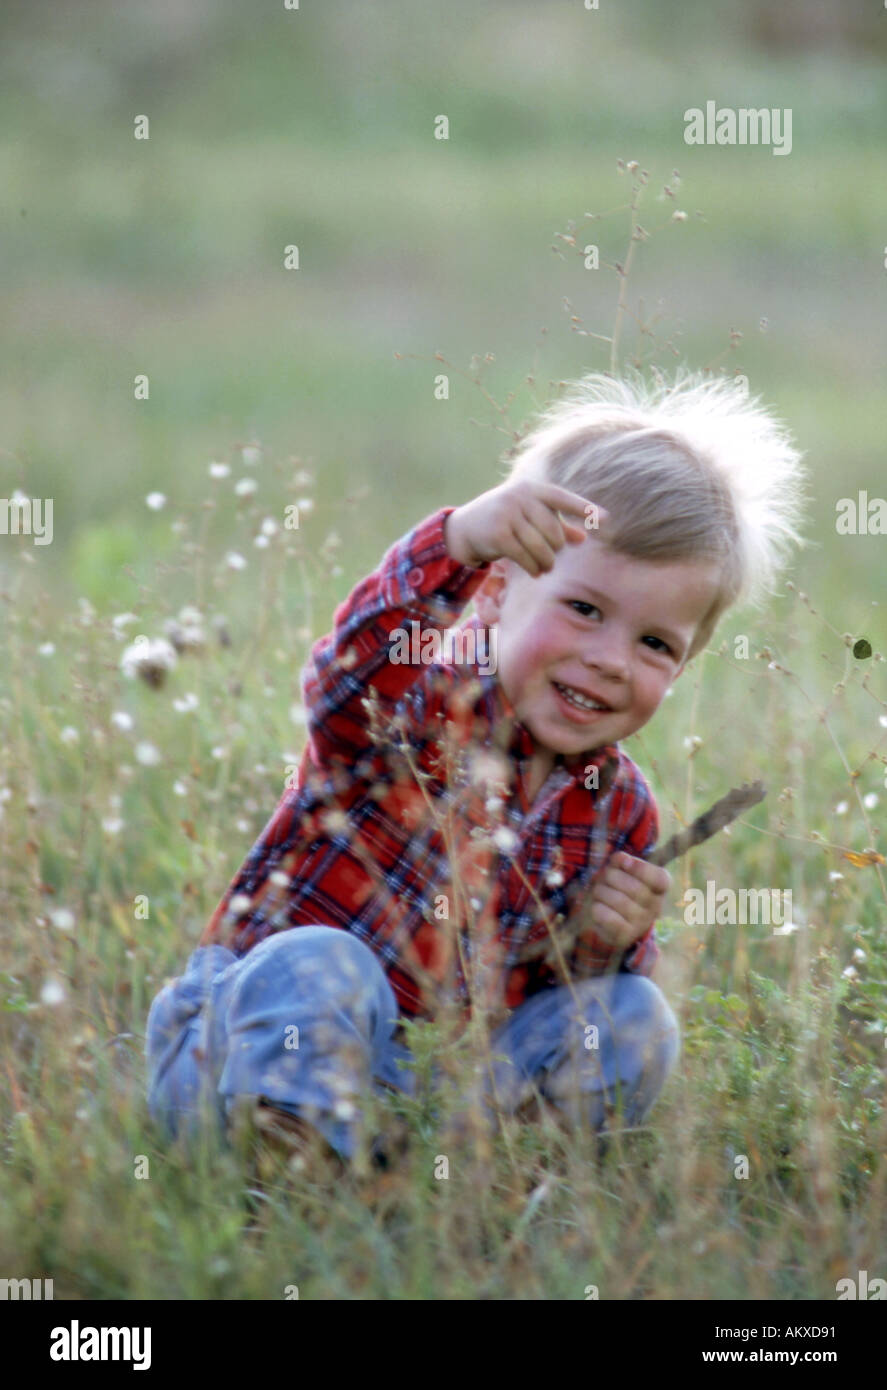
[200,506,661,1023]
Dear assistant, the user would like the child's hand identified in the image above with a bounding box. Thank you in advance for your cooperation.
[586,852,671,952]
[444,479,606,577]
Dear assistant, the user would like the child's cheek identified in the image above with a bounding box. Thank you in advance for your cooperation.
[521,630,558,681]
[524,612,564,662]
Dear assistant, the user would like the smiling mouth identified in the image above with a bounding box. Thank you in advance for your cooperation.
[552,681,613,714]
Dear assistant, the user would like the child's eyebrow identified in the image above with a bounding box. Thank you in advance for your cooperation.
[562,581,688,651]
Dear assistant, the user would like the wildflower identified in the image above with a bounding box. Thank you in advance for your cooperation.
[494,826,518,855]
[834,801,849,816]
[671,210,688,222]
[853,948,866,963]
[290,704,308,724]
[211,745,228,760]
[225,551,247,570]
[295,497,315,515]
[292,469,313,488]
[39,642,55,656]
[173,692,199,713]
[269,870,291,888]
[145,492,166,511]
[50,907,76,932]
[173,780,187,796]
[863,793,879,810]
[235,478,257,497]
[120,636,178,689]
[842,965,858,981]
[208,461,230,479]
[241,445,261,467]
[111,613,139,636]
[40,976,67,1007]
[162,605,207,655]
[254,534,269,549]
[469,748,509,789]
[60,726,79,745]
[322,809,350,836]
[545,868,565,888]
[111,711,134,732]
[229,893,252,916]
[683,735,703,751]
[828,871,844,882]
[261,517,278,536]
[135,741,161,766]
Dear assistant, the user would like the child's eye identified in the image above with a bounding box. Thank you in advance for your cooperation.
[568,600,600,618]
[643,635,673,655]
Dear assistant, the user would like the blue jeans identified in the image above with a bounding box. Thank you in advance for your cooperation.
[145,926,680,1159]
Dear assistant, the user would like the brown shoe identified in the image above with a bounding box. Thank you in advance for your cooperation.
[230,1096,346,1188]
[368,1112,411,1170]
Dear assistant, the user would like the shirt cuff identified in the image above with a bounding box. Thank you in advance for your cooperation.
[387,506,491,614]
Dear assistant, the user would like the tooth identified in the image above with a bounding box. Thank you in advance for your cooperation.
[558,683,603,711]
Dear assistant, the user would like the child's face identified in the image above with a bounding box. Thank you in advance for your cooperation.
[474,534,723,758]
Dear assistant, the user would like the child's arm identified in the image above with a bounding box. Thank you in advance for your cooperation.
[303,481,598,766]
[301,506,496,766]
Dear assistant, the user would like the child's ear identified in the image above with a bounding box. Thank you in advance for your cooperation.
[473,560,511,626]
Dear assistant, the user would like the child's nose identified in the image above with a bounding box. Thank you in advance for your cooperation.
[582,633,630,682]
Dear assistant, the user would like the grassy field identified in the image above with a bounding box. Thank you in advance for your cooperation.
[0,1,885,1299]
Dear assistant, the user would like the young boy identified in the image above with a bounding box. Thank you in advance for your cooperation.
[145,368,806,1166]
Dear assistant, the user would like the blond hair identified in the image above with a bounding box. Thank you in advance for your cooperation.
[501,367,809,660]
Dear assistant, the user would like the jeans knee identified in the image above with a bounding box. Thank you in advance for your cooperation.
[224,925,396,1038]
[613,974,680,1082]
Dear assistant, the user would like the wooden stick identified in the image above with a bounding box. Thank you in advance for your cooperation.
[517,779,767,964]
[646,780,767,867]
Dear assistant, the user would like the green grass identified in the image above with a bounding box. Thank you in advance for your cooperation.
[0,453,884,1298]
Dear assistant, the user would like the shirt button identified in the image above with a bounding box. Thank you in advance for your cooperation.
[407,566,424,587]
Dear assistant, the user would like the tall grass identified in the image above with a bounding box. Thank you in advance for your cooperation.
[2,418,885,1298]
[1,148,885,1298]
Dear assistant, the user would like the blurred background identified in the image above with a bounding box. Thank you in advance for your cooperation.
[2,0,885,607]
